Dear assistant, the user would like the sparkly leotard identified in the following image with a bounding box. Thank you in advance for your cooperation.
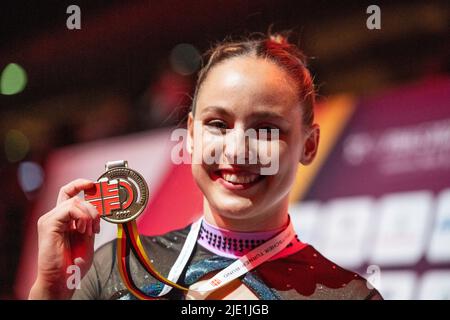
[72,220,382,300]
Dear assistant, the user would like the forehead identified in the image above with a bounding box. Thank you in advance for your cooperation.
[196,56,299,116]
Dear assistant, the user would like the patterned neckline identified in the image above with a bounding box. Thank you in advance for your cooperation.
[197,218,303,259]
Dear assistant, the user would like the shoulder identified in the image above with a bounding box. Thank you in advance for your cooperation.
[92,223,193,272]
[82,224,193,299]
[139,224,191,251]
[256,245,383,300]
[94,223,192,257]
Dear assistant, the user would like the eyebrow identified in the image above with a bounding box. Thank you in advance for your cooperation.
[251,111,288,123]
[201,106,232,117]
[201,106,289,124]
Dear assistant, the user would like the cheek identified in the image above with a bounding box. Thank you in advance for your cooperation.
[269,141,301,187]
[191,163,211,196]
[203,132,224,161]
[259,137,296,165]
[255,139,281,174]
[192,129,227,164]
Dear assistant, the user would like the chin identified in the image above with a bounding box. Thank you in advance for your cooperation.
[209,196,260,220]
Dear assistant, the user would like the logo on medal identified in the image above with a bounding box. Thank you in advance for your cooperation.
[85,162,149,223]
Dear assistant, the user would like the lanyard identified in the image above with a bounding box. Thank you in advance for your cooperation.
[117,216,295,299]
[157,218,202,296]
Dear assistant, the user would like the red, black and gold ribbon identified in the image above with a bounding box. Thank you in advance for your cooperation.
[116,221,189,300]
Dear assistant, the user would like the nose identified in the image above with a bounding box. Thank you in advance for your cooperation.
[223,127,256,165]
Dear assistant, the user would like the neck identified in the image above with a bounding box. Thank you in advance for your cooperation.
[197,218,288,259]
[202,197,289,232]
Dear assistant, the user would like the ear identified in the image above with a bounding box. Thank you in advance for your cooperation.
[300,124,320,165]
[187,112,194,155]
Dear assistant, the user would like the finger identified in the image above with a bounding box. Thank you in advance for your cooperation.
[78,200,99,220]
[57,178,95,205]
[92,215,101,234]
[76,218,86,234]
[91,214,100,234]
[72,200,99,237]
[85,218,93,237]
[77,201,101,234]
[53,198,93,229]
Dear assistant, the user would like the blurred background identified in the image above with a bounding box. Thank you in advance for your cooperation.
[0,0,449,299]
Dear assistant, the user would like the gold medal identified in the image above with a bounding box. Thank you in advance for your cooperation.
[85,160,149,223]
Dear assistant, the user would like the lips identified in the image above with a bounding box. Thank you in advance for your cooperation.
[210,168,264,190]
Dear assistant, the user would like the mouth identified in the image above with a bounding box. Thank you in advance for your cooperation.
[210,168,265,190]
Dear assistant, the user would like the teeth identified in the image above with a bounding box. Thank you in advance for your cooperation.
[221,173,259,184]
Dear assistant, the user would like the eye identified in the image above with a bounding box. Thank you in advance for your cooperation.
[256,124,280,140]
[258,125,278,131]
[206,120,228,133]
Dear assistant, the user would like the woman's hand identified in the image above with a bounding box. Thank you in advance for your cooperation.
[28,179,101,299]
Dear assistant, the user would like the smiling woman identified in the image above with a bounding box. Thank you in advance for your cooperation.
[29,32,383,300]
[188,47,312,232]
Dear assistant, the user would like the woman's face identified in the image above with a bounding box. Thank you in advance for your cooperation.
[188,55,317,225]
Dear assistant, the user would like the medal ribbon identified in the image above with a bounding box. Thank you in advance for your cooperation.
[117,221,190,300]
[116,217,296,299]
[116,223,156,300]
